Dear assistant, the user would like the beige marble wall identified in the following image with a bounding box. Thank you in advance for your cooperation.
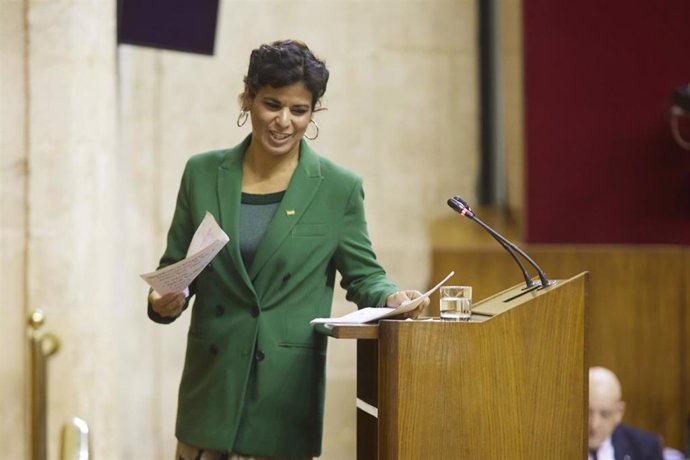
[1,1,28,459]
[1,0,479,458]
[0,0,131,457]
[26,0,125,455]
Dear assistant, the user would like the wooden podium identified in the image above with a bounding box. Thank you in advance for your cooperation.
[326,272,589,459]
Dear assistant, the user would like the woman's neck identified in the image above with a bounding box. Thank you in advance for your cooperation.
[242,142,299,194]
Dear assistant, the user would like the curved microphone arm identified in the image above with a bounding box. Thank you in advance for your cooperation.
[447,197,555,289]
[473,218,535,288]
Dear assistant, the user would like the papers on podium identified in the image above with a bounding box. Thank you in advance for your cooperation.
[310,271,454,327]
[140,212,229,295]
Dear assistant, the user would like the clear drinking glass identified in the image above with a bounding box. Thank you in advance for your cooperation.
[439,285,472,321]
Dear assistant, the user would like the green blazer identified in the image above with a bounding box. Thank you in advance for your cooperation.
[149,135,399,456]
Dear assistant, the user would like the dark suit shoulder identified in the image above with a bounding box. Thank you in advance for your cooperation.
[616,423,662,444]
[613,424,664,460]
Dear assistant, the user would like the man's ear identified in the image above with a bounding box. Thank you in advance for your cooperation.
[615,400,626,424]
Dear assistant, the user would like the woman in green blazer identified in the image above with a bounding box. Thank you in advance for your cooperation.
[148,40,429,460]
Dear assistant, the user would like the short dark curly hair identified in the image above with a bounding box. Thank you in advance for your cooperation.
[240,39,329,111]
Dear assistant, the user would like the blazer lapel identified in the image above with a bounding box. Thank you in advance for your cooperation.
[217,136,256,296]
[248,140,323,280]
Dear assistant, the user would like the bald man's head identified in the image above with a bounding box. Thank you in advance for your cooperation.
[589,367,625,449]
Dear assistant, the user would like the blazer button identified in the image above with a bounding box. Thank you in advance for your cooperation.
[282,273,291,284]
[215,305,225,316]
[209,344,219,355]
[254,350,265,361]
[251,306,260,318]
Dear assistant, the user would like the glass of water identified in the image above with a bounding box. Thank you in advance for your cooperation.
[439,285,472,321]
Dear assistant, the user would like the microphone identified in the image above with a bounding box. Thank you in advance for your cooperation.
[447,197,535,289]
[447,196,555,289]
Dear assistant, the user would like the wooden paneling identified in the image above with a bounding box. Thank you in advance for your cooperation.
[432,244,690,449]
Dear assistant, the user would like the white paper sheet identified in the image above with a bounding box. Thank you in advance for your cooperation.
[310,271,454,326]
[140,212,229,295]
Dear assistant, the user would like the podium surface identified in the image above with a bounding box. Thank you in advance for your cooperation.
[328,272,588,459]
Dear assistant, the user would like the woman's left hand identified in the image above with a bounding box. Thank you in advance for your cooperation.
[385,290,430,318]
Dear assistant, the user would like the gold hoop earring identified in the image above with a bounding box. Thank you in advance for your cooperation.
[237,110,249,127]
[305,119,319,140]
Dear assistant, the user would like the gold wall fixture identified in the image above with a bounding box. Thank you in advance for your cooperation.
[60,417,91,460]
[28,309,61,460]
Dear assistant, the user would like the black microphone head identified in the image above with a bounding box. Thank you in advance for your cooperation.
[453,196,470,208]
[447,196,474,217]
[447,197,465,213]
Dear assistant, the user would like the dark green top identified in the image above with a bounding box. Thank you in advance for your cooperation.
[239,191,285,269]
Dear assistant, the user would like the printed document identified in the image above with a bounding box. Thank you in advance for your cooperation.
[310,271,454,326]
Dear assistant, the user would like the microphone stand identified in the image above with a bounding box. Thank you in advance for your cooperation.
[447,197,555,289]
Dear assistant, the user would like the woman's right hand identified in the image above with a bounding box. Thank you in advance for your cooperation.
[149,290,186,318]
